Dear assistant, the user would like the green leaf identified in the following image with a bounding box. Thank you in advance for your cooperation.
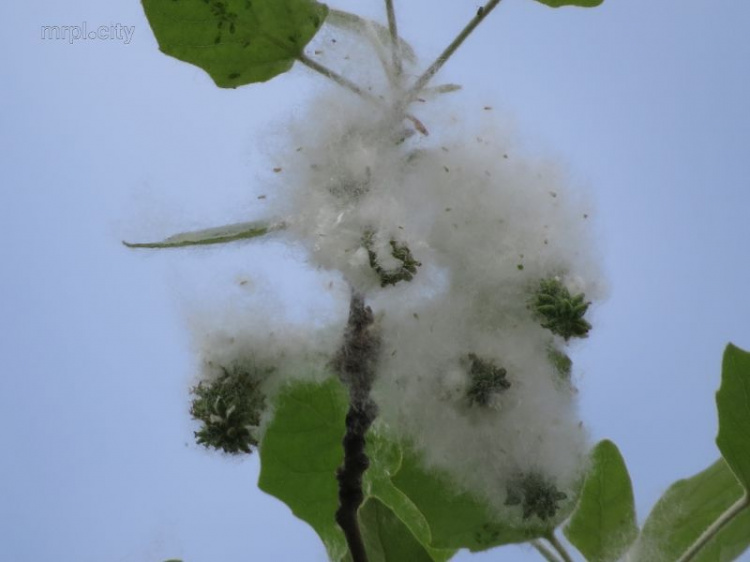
[635,459,750,562]
[390,447,547,552]
[258,378,349,561]
[257,384,454,561]
[364,433,455,561]
[355,499,436,562]
[532,0,604,7]
[326,9,417,63]
[122,220,281,249]
[563,440,638,562]
[141,0,328,88]
[716,343,750,491]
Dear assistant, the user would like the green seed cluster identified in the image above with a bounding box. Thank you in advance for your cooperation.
[190,364,268,455]
[505,472,568,521]
[531,278,591,341]
[465,353,511,407]
[362,230,422,287]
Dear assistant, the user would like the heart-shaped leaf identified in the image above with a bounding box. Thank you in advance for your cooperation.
[142,0,328,88]
[258,378,349,561]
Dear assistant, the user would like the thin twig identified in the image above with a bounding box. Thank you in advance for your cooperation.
[544,532,575,562]
[532,539,563,562]
[297,54,379,103]
[333,292,381,562]
[407,0,504,98]
[384,0,403,78]
[676,494,749,562]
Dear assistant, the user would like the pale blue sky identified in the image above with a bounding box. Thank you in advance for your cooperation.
[2,1,750,561]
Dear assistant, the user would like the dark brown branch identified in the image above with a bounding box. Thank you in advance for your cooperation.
[332,292,381,562]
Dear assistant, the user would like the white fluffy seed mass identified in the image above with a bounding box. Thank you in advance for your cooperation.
[259,87,603,514]
[191,35,603,514]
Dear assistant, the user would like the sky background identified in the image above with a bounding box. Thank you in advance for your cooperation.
[2,0,750,561]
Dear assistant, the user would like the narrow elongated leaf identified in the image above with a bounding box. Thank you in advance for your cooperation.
[390,448,549,552]
[142,0,328,88]
[563,440,638,562]
[354,499,436,562]
[258,378,349,561]
[716,343,750,491]
[122,220,281,249]
[418,84,462,99]
[635,459,750,562]
[533,0,604,7]
[326,9,417,63]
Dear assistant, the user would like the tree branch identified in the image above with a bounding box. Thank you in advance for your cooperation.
[333,292,381,562]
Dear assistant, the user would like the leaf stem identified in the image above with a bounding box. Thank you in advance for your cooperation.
[297,54,379,103]
[407,0,504,99]
[384,0,403,78]
[298,52,426,135]
[532,539,563,562]
[676,493,750,562]
[544,532,575,562]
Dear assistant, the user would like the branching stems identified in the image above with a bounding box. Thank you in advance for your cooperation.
[302,0,502,118]
[407,0,504,99]
[544,532,574,562]
[676,494,750,562]
[532,539,563,562]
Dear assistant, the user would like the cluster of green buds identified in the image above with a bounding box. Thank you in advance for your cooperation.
[530,278,591,341]
[464,353,511,407]
[505,472,568,522]
[362,229,421,287]
[189,364,269,455]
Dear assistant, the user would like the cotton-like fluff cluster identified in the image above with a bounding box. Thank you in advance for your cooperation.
[188,307,343,439]
[260,88,604,521]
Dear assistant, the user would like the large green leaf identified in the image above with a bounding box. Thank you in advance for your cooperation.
[142,0,328,88]
[532,0,604,7]
[258,378,349,561]
[716,343,750,491]
[563,440,638,562]
[390,448,547,552]
[354,499,436,562]
[122,220,281,249]
[635,459,750,562]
